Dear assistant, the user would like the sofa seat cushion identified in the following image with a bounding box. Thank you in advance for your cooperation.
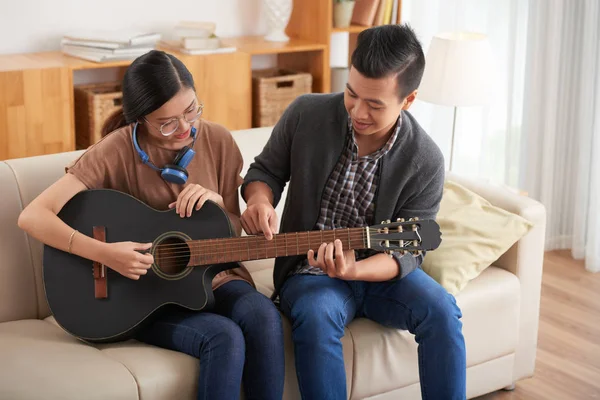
[0,319,138,400]
[96,341,199,400]
[346,266,520,399]
[248,265,520,400]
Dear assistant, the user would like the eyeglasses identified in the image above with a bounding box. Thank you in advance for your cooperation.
[144,102,204,136]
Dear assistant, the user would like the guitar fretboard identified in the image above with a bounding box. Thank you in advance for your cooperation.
[188,228,367,265]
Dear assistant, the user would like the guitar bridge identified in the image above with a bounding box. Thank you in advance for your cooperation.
[93,226,108,299]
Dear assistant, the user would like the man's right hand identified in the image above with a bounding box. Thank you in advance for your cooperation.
[241,202,278,240]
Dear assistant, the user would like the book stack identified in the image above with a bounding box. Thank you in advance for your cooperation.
[158,21,236,55]
[61,30,161,63]
[351,0,399,27]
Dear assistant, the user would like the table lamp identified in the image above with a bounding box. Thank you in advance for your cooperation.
[418,32,494,170]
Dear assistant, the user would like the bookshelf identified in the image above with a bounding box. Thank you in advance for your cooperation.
[0,1,401,161]
[0,38,328,161]
[285,0,402,92]
[332,25,370,34]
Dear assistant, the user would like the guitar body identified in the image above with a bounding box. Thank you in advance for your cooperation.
[43,189,237,344]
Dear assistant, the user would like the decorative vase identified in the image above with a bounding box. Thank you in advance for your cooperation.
[264,0,293,42]
[333,1,355,29]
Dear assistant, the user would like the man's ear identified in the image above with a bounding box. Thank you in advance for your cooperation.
[402,90,418,110]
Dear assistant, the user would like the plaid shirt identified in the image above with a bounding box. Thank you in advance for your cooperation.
[296,115,402,275]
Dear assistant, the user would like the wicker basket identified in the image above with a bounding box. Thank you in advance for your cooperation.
[74,82,123,149]
[252,69,312,127]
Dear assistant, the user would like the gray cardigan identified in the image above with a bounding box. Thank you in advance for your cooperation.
[242,93,445,300]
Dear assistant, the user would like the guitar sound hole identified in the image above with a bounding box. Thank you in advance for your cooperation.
[154,236,191,276]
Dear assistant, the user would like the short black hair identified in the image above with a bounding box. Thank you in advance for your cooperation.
[351,24,426,100]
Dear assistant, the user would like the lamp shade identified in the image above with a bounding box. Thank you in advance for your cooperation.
[418,32,494,107]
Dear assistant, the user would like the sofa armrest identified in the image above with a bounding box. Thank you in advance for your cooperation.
[446,173,546,382]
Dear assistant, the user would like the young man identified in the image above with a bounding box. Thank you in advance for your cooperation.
[241,24,466,400]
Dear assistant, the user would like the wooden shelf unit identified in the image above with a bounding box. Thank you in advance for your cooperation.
[221,36,326,55]
[332,25,370,34]
[0,1,401,161]
[285,0,402,92]
[0,36,328,161]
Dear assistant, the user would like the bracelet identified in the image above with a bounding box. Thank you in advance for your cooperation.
[68,230,78,254]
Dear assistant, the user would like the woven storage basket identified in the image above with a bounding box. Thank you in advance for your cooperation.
[252,69,312,127]
[74,82,123,149]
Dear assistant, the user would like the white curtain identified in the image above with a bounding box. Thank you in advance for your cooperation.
[401,0,529,187]
[521,0,600,272]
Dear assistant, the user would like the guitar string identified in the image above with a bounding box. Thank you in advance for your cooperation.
[153,232,370,258]
[151,232,420,261]
[152,228,419,251]
[151,231,415,255]
[152,238,412,256]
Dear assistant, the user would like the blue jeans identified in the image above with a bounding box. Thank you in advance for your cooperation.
[135,280,285,400]
[279,268,466,400]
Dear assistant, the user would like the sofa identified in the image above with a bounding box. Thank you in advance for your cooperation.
[0,126,546,400]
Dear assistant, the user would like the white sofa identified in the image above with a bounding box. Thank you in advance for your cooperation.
[0,126,546,400]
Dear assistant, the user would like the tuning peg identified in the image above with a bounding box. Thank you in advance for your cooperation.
[409,217,419,221]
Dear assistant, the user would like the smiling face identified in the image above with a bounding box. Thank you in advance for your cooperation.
[142,87,202,149]
[344,66,417,140]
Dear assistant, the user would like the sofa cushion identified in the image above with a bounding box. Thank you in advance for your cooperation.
[0,319,138,400]
[336,267,519,400]
[249,263,520,400]
[0,162,38,322]
[4,151,84,319]
[422,180,533,295]
[97,341,199,400]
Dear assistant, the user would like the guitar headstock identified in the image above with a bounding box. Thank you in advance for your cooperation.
[367,218,442,256]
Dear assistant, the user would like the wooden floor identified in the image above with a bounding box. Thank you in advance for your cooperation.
[475,250,600,400]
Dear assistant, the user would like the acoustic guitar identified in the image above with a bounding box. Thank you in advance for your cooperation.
[43,189,442,343]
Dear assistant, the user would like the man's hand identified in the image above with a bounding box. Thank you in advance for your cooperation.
[169,184,224,218]
[241,202,278,240]
[308,239,358,280]
[241,181,278,239]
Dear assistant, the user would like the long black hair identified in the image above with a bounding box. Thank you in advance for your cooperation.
[101,50,195,136]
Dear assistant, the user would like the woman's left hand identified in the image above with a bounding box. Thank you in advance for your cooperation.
[169,184,224,217]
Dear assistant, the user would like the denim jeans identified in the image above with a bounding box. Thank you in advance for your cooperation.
[279,268,466,400]
[136,280,285,400]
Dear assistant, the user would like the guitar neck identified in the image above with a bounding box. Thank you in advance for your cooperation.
[188,227,368,266]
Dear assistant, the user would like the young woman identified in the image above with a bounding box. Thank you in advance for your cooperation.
[18,50,285,400]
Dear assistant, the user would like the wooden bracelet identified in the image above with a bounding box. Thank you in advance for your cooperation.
[68,230,78,254]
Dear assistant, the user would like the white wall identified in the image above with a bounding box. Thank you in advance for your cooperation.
[0,0,277,82]
[0,0,268,55]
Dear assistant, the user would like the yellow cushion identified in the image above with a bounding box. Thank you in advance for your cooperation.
[422,180,533,295]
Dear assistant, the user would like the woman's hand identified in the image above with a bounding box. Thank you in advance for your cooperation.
[102,242,154,280]
[168,184,224,217]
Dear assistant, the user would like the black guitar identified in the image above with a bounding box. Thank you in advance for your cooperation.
[43,189,442,343]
